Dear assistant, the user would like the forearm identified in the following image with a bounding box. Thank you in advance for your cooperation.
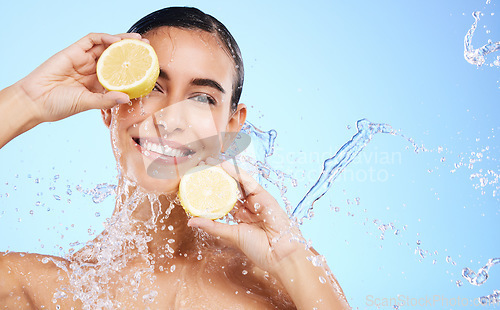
[274,247,350,310]
[0,83,41,149]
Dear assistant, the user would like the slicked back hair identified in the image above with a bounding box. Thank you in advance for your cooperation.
[128,7,244,111]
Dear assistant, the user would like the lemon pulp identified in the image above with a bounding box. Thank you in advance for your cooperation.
[96,39,159,99]
[179,165,239,220]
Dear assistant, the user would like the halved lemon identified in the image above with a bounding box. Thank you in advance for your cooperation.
[96,39,160,99]
[179,165,239,220]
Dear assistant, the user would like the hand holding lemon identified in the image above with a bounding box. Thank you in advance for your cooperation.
[15,33,147,124]
[186,160,305,275]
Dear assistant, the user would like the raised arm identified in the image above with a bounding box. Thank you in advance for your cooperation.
[188,159,351,310]
[0,32,148,306]
[0,32,143,149]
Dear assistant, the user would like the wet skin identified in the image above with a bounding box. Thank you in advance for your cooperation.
[0,27,350,309]
[0,28,294,309]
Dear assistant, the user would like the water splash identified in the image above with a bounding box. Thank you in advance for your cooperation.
[56,179,164,308]
[464,11,500,67]
[240,121,277,159]
[292,119,395,221]
[76,183,116,204]
[479,289,500,305]
[237,121,297,214]
[462,257,500,286]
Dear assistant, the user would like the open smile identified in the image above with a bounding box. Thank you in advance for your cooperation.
[132,137,195,165]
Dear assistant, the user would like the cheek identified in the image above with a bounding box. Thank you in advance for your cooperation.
[187,107,228,136]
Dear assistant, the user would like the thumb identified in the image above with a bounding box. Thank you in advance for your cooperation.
[188,218,240,244]
[78,90,130,111]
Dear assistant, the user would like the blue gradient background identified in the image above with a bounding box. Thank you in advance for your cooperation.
[0,0,499,309]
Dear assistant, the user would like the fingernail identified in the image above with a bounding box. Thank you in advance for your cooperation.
[116,97,130,104]
[187,219,198,228]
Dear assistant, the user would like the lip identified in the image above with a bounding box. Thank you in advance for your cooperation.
[131,137,194,165]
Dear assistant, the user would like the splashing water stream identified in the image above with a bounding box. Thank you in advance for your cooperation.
[292,119,395,221]
[464,11,500,67]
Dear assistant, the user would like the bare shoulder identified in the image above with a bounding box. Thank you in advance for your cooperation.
[0,251,71,308]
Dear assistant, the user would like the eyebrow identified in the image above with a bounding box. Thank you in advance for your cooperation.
[190,78,225,94]
[158,68,225,94]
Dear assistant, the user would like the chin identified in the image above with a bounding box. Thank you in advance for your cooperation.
[131,167,183,194]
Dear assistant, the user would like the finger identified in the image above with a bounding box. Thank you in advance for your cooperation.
[205,157,262,198]
[87,33,150,62]
[188,218,239,242]
[230,202,260,223]
[87,45,107,61]
[74,33,120,52]
[75,32,143,53]
[205,157,290,227]
[78,90,130,111]
[115,33,149,44]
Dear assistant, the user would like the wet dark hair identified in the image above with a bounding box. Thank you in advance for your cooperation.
[128,7,244,111]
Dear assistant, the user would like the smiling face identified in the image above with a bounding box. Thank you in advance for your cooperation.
[102,27,246,193]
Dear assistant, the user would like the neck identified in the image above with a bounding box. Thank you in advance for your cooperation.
[112,178,199,261]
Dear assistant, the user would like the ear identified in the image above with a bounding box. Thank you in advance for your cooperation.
[226,103,247,133]
[221,104,247,152]
[101,108,112,128]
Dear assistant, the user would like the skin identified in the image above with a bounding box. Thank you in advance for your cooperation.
[0,27,350,309]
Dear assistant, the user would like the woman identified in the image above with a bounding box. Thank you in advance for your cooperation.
[0,7,349,309]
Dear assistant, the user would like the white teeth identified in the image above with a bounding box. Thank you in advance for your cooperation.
[140,141,187,157]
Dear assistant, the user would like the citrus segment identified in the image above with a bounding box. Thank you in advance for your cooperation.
[96,39,159,99]
[179,165,239,220]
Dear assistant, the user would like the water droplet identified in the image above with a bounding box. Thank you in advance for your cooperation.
[95,212,101,217]
[319,276,326,284]
[170,265,176,272]
[242,270,248,275]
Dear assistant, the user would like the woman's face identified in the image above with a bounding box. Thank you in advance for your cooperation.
[103,27,246,193]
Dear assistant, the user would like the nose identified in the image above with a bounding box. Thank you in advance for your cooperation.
[151,99,192,137]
